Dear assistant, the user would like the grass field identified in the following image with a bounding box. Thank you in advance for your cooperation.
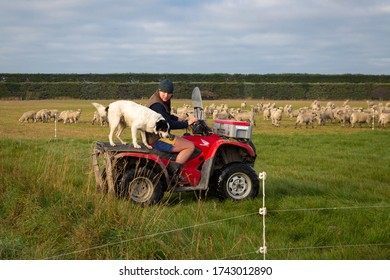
[0,99,389,260]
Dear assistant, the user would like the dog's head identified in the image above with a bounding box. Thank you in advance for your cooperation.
[154,119,170,138]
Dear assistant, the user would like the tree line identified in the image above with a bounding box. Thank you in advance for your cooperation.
[2,73,390,83]
[1,73,389,100]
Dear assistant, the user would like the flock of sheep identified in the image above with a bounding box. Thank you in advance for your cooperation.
[17,102,108,126]
[18,99,390,129]
[18,109,82,124]
[173,99,390,129]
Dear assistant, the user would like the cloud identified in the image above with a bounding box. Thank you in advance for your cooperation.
[0,0,389,74]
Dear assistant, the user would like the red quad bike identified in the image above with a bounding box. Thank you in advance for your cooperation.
[92,87,259,206]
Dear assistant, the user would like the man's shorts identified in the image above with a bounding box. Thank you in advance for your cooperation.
[153,136,177,153]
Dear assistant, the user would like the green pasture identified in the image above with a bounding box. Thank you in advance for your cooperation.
[0,99,389,260]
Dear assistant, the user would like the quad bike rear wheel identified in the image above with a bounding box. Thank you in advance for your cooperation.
[118,165,164,206]
[217,163,259,201]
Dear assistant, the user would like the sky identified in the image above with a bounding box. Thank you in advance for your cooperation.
[1,0,390,74]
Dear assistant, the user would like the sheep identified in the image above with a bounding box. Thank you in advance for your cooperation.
[177,104,191,116]
[324,108,335,124]
[91,102,108,126]
[256,103,263,113]
[177,111,189,120]
[326,102,336,109]
[289,108,309,120]
[313,108,335,126]
[288,109,300,120]
[19,111,36,123]
[378,113,390,128]
[92,111,101,125]
[213,109,233,120]
[57,110,69,123]
[35,109,50,123]
[204,105,214,118]
[310,100,321,111]
[263,107,271,120]
[312,111,325,126]
[208,103,217,112]
[250,104,260,114]
[240,101,247,110]
[335,108,352,127]
[366,100,375,108]
[66,109,82,124]
[283,104,292,117]
[174,111,191,120]
[58,109,81,124]
[232,109,256,126]
[350,111,372,128]
[262,102,271,109]
[295,112,315,128]
[378,103,390,114]
[48,109,59,121]
[270,108,283,127]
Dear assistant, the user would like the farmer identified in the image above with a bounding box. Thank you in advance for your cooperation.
[146,79,198,181]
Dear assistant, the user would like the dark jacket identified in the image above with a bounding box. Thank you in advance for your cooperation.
[146,91,189,144]
[146,91,189,129]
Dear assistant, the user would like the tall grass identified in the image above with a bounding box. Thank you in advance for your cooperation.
[0,99,389,260]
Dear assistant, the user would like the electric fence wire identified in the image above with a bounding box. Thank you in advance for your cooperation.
[46,204,390,260]
[46,212,257,259]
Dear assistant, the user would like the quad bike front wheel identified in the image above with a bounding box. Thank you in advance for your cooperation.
[217,163,259,201]
[118,165,165,206]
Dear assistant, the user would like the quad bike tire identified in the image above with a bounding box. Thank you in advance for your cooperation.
[118,165,165,206]
[217,163,259,201]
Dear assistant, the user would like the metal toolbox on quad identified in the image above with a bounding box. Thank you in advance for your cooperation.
[213,119,252,139]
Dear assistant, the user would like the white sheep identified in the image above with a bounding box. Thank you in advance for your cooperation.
[288,109,300,120]
[350,111,372,128]
[57,110,69,123]
[310,100,321,111]
[250,104,260,114]
[19,111,36,123]
[313,108,335,126]
[48,109,59,121]
[92,111,100,125]
[366,100,375,108]
[283,104,292,117]
[66,109,82,124]
[231,109,256,126]
[270,108,283,127]
[335,108,352,127]
[213,109,233,120]
[295,112,315,128]
[35,109,50,123]
[177,104,191,116]
[263,107,271,120]
[326,102,336,109]
[378,113,390,128]
[58,109,81,124]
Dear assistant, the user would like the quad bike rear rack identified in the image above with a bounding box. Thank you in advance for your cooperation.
[92,141,152,194]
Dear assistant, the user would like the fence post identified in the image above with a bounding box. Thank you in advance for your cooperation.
[257,171,267,260]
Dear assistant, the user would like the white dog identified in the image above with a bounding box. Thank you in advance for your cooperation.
[106,100,170,148]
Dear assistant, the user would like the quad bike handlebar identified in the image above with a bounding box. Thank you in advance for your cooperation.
[190,120,213,136]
